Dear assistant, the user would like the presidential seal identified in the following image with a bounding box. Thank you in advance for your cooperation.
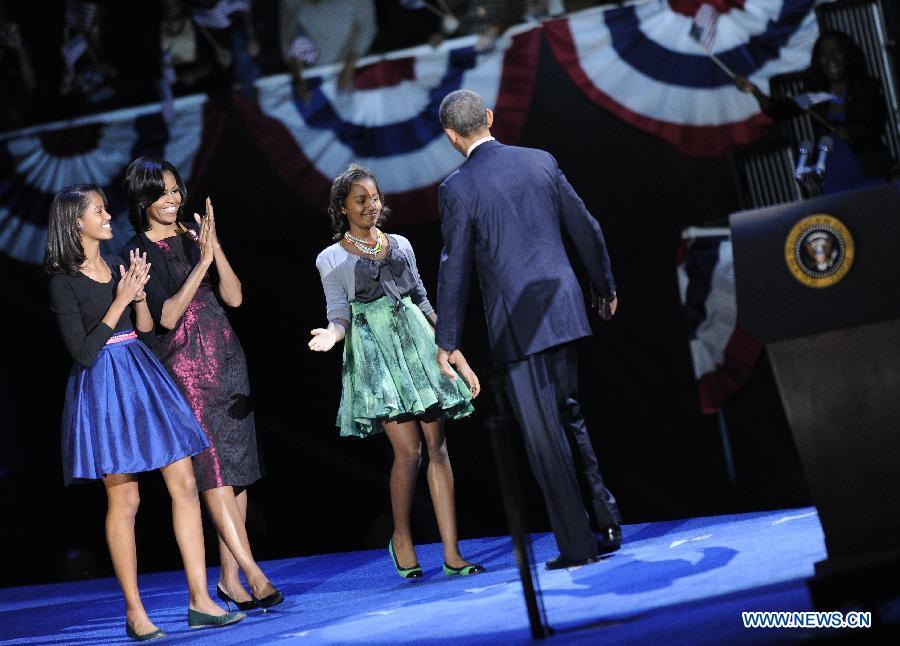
[784,214,854,288]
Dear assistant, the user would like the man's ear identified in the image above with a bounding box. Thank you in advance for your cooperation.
[485,108,494,129]
[444,128,459,149]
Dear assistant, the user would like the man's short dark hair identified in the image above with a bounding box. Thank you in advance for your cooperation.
[439,90,488,137]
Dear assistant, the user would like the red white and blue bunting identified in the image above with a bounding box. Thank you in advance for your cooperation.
[238,23,539,226]
[258,47,506,193]
[545,0,831,157]
[0,97,209,264]
[677,231,762,412]
[1,1,830,264]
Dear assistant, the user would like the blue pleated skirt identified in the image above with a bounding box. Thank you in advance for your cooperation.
[61,331,210,485]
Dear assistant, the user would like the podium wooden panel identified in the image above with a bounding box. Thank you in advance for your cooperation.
[730,183,900,611]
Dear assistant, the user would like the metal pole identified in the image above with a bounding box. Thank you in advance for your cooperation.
[485,372,551,640]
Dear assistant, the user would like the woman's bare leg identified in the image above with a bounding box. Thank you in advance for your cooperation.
[383,419,424,568]
[217,488,252,603]
[103,473,157,634]
[202,485,276,599]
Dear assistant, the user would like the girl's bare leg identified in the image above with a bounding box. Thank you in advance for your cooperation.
[159,457,226,615]
[383,419,424,567]
[421,418,473,568]
[103,473,157,634]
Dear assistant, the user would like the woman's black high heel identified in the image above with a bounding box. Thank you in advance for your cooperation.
[216,584,260,611]
[251,584,284,611]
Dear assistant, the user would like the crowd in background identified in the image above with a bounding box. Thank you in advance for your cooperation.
[0,0,607,133]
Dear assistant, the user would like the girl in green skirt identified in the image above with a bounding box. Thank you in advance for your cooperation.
[309,164,485,578]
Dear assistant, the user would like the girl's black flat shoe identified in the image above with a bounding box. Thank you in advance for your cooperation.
[443,562,486,576]
[187,608,246,628]
[125,621,165,641]
[388,539,423,579]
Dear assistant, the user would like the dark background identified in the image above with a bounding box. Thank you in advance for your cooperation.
[0,17,815,589]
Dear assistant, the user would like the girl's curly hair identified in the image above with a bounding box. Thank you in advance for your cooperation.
[327,164,390,241]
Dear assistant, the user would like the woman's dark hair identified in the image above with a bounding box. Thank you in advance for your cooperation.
[44,184,107,275]
[327,164,390,241]
[122,156,187,232]
[807,30,871,92]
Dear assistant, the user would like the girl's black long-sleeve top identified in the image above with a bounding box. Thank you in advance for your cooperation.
[48,255,144,368]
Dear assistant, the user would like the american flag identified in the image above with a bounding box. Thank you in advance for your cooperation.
[289,26,320,66]
[791,92,835,110]
[192,0,252,30]
[64,0,98,33]
[689,4,720,53]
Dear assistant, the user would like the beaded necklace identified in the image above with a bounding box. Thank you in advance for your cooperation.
[344,229,384,255]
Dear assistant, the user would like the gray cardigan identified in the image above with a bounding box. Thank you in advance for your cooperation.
[315,234,435,328]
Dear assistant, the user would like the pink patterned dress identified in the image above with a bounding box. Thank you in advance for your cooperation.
[151,235,261,491]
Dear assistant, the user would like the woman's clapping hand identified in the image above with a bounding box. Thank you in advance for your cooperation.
[118,249,151,303]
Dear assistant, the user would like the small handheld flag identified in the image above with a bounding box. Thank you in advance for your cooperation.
[688,4,736,79]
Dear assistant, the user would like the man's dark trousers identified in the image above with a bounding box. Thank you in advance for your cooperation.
[504,342,620,561]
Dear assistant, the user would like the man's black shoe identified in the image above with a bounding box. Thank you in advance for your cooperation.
[597,524,622,555]
[545,555,600,570]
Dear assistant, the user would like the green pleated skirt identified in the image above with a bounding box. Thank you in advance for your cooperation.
[337,296,474,438]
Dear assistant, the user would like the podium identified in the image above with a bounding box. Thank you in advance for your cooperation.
[730,182,900,610]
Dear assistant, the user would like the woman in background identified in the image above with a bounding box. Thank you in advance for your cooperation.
[735,30,896,192]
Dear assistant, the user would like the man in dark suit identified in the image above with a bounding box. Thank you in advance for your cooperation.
[434,89,622,569]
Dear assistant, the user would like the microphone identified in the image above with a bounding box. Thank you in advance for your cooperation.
[795,140,812,180]
[814,135,833,177]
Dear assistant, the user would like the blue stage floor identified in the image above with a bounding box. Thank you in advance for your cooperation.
[3,507,864,644]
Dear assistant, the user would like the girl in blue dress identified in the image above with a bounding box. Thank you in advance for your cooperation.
[46,184,244,640]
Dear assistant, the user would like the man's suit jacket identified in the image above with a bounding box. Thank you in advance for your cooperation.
[435,139,616,365]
